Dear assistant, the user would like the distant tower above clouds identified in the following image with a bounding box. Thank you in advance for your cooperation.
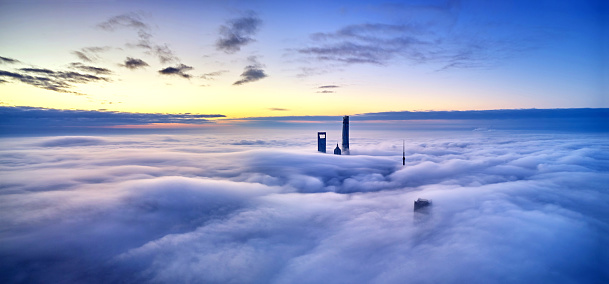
[403,140,405,166]
[342,116,349,155]
[317,132,326,153]
[334,144,341,155]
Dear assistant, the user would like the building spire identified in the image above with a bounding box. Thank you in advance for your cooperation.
[402,140,405,166]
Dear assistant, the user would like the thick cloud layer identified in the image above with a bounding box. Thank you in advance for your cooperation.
[0,106,226,135]
[0,130,607,283]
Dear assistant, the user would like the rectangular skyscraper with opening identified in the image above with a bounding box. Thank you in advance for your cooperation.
[342,116,349,155]
[317,132,326,153]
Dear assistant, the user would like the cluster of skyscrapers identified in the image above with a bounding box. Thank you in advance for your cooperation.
[318,117,418,206]
[318,116,349,155]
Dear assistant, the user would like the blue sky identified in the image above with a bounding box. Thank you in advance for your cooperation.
[0,0,607,118]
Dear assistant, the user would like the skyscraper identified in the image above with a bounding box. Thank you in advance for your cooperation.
[317,132,326,153]
[334,144,341,155]
[342,116,349,155]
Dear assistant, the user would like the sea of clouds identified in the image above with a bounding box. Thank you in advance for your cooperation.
[1,129,608,283]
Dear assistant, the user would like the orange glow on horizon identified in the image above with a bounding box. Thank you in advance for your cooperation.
[103,123,218,129]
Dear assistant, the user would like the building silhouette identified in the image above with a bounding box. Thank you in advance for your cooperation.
[317,132,326,153]
[342,116,349,155]
[403,140,406,166]
[334,144,341,155]
[414,198,431,211]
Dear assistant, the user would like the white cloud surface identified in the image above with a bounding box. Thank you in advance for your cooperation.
[0,130,607,283]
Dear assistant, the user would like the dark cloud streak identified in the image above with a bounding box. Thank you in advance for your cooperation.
[69,63,112,75]
[233,57,267,85]
[19,68,55,75]
[317,85,339,93]
[0,56,20,64]
[72,50,94,62]
[0,66,110,95]
[216,13,262,53]
[121,57,149,70]
[0,69,70,92]
[200,70,228,80]
[158,64,193,79]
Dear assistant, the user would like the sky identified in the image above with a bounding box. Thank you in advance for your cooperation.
[1,0,607,119]
[1,130,608,283]
[1,1,608,282]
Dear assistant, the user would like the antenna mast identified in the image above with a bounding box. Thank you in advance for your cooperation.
[402,140,405,166]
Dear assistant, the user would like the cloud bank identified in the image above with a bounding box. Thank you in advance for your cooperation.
[1,107,606,135]
[0,130,607,283]
[0,106,225,135]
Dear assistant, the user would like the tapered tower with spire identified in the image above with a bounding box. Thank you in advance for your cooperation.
[342,116,349,155]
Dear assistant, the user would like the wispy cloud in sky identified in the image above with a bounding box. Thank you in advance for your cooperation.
[121,57,149,70]
[233,56,267,85]
[71,46,112,63]
[296,1,552,71]
[216,12,262,54]
[0,66,109,95]
[299,23,427,65]
[200,70,228,80]
[316,85,340,93]
[98,13,148,30]
[0,56,20,64]
[69,62,112,75]
[158,64,193,79]
[98,13,179,64]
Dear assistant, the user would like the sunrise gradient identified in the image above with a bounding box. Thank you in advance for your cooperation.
[0,0,606,119]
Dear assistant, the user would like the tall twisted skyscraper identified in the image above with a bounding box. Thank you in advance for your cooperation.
[342,116,349,155]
